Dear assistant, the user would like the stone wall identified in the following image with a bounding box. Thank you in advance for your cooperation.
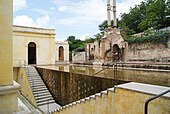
[36,67,125,106]
[72,52,86,63]
[128,41,170,61]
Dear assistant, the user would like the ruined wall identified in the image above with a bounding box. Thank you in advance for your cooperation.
[36,67,124,106]
[72,52,86,63]
[128,40,170,61]
[86,28,128,62]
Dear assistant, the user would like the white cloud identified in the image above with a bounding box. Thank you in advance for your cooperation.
[58,6,67,12]
[13,0,27,12]
[79,33,91,41]
[50,7,55,11]
[55,0,144,26]
[56,0,107,26]
[33,8,53,15]
[13,15,50,28]
[36,15,50,27]
[13,15,34,26]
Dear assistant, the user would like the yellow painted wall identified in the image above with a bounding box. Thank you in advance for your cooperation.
[113,88,170,114]
[16,67,37,107]
[0,92,18,113]
[0,1,21,113]
[0,0,13,85]
[52,89,115,114]
[51,83,170,114]
[13,26,56,67]
[13,67,19,81]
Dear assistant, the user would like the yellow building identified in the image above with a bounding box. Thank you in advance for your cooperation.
[13,25,69,67]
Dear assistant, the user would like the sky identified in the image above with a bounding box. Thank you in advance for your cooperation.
[13,0,144,41]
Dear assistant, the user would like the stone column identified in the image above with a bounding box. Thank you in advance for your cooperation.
[0,0,20,113]
[107,0,111,27]
[113,0,117,27]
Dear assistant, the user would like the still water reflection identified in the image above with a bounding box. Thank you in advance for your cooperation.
[37,64,170,86]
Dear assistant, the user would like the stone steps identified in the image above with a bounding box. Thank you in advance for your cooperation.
[36,94,52,100]
[31,84,45,87]
[32,88,49,95]
[25,66,60,113]
[31,85,46,89]
[37,98,55,104]
[49,87,115,114]
[38,100,56,106]
[32,88,48,92]
[34,92,51,97]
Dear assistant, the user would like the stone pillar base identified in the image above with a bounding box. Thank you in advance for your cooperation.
[0,81,20,114]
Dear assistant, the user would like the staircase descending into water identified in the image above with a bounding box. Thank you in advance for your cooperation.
[25,66,61,113]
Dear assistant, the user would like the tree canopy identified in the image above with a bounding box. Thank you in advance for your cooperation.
[119,0,170,36]
[67,0,170,59]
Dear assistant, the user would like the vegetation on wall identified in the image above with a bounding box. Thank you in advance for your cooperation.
[125,32,170,46]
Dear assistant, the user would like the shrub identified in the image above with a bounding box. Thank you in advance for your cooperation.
[125,32,169,46]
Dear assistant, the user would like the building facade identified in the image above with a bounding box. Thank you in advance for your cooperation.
[86,27,128,63]
[13,25,69,67]
[55,41,69,64]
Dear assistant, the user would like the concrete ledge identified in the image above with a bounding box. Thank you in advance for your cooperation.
[0,81,20,95]
[116,82,170,98]
[13,25,55,35]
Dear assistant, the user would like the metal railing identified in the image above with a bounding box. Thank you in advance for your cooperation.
[144,89,170,114]
[92,62,118,79]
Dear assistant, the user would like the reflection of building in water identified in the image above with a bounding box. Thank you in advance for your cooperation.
[13,25,69,67]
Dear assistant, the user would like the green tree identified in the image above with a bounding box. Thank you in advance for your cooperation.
[145,0,166,30]
[98,20,115,31]
[119,0,169,36]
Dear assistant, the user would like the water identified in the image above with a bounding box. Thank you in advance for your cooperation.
[37,64,170,87]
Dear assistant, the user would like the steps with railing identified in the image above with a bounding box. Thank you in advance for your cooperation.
[25,66,61,113]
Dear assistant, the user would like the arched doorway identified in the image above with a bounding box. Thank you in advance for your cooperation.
[113,44,120,62]
[28,42,36,64]
[59,46,64,61]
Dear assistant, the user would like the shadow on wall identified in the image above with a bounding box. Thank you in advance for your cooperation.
[36,68,126,106]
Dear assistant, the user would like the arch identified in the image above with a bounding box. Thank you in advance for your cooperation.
[28,42,36,64]
[98,41,101,55]
[112,44,120,62]
[59,46,64,61]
